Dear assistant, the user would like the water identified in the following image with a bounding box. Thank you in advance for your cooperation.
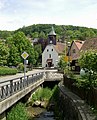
[34,111,55,120]
[27,106,55,120]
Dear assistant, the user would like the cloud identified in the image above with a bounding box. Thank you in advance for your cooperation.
[0,0,97,30]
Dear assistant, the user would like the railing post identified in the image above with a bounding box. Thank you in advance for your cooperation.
[46,71,49,79]
[32,74,33,83]
[1,86,4,99]
[20,77,23,90]
[27,76,29,86]
[10,80,13,95]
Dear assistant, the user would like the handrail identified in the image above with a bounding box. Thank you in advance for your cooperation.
[0,72,44,84]
[0,71,63,102]
[0,72,44,101]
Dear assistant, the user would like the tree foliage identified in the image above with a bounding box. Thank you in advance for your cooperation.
[0,41,9,65]
[58,55,67,72]
[7,102,28,120]
[16,24,97,41]
[78,50,97,87]
[79,50,97,73]
[6,31,37,66]
[0,24,97,68]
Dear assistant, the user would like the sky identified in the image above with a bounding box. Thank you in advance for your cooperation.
[0,0,97,31]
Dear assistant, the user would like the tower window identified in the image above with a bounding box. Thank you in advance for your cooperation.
[52,49,53,51]
[47,49,49,52]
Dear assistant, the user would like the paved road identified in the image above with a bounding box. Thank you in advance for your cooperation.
[0,69,44,84]
[0,69,58,84]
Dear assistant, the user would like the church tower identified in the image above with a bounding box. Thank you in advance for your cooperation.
[48,26,56,45]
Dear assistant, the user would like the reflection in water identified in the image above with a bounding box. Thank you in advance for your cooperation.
[27,106,55,120]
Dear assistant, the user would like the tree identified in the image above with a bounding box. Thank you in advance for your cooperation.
[7,31,36,66]
[0,41,9,66]
[39,31,46,39]
[34,44,42,66]
[58,55,67,73]
[31,32,39,38]
[79,50,97,87]
[7,44,21,66]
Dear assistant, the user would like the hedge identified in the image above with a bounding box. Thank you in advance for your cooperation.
[0,66,18,76]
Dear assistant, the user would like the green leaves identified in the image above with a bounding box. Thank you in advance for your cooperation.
[0,66,18,75]
[32,87,52,102]
[6,31,37,66]
[0,42,9,66]
[78,50,97,88]
[7,103,28,120]
[58,55,67,72]
[79,50,97,72]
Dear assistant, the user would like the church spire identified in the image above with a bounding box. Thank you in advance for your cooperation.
[49,26,56,36]
[48,26,56,45]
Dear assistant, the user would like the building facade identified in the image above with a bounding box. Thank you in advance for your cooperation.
[42,26,65,68]
[69,40,84,71]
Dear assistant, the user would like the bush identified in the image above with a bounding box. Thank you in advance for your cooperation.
[31,87,55,102]
[17,63,24,72]
[7,102,28,120]
[0,66,18,76]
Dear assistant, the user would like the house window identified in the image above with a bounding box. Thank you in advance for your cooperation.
[73,49,76,53]
[52,49,53,51]
[47,49,49,52]
[49,54,51,58]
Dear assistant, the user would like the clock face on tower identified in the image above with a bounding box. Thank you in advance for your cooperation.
[50,40,52,44]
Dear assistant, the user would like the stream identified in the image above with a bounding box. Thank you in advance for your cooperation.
[27,106,55,120]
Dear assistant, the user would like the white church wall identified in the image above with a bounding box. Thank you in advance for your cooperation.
[42,44,59,68]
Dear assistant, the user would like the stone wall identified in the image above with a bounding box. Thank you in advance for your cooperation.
[58,84,96,120]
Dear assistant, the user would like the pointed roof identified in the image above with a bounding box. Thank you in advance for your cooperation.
[53,42,66,54]
[81,38,97,51]
[48,26,56,35]
[74,40,84,50]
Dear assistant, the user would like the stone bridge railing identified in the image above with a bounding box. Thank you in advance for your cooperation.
[45,71,63,81]
[0,71,63,102]
[0,72,44,102]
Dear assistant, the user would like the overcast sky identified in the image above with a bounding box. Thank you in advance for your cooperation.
[0,0,97,31]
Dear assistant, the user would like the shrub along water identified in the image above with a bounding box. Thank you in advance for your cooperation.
[7,102,28,120]
[7,86,63,120]
[31,87,53,103]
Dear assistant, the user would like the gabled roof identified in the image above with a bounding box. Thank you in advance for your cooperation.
[53,42,65,54]
[81,37,97,51]
[73,40,84,50]
[48,26,56,36]
[68,40,84,60]
[42,42,65,55]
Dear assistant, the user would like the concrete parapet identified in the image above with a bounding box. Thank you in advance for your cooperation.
[0,112,6,120]
[0,79,44,115]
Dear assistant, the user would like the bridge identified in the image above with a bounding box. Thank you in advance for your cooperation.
[0,70,96,120]
[0,70,63,120]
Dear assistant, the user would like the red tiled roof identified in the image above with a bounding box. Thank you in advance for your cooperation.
[53,42,66,54]
[74,40,84,50]
[81,38,97,51]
